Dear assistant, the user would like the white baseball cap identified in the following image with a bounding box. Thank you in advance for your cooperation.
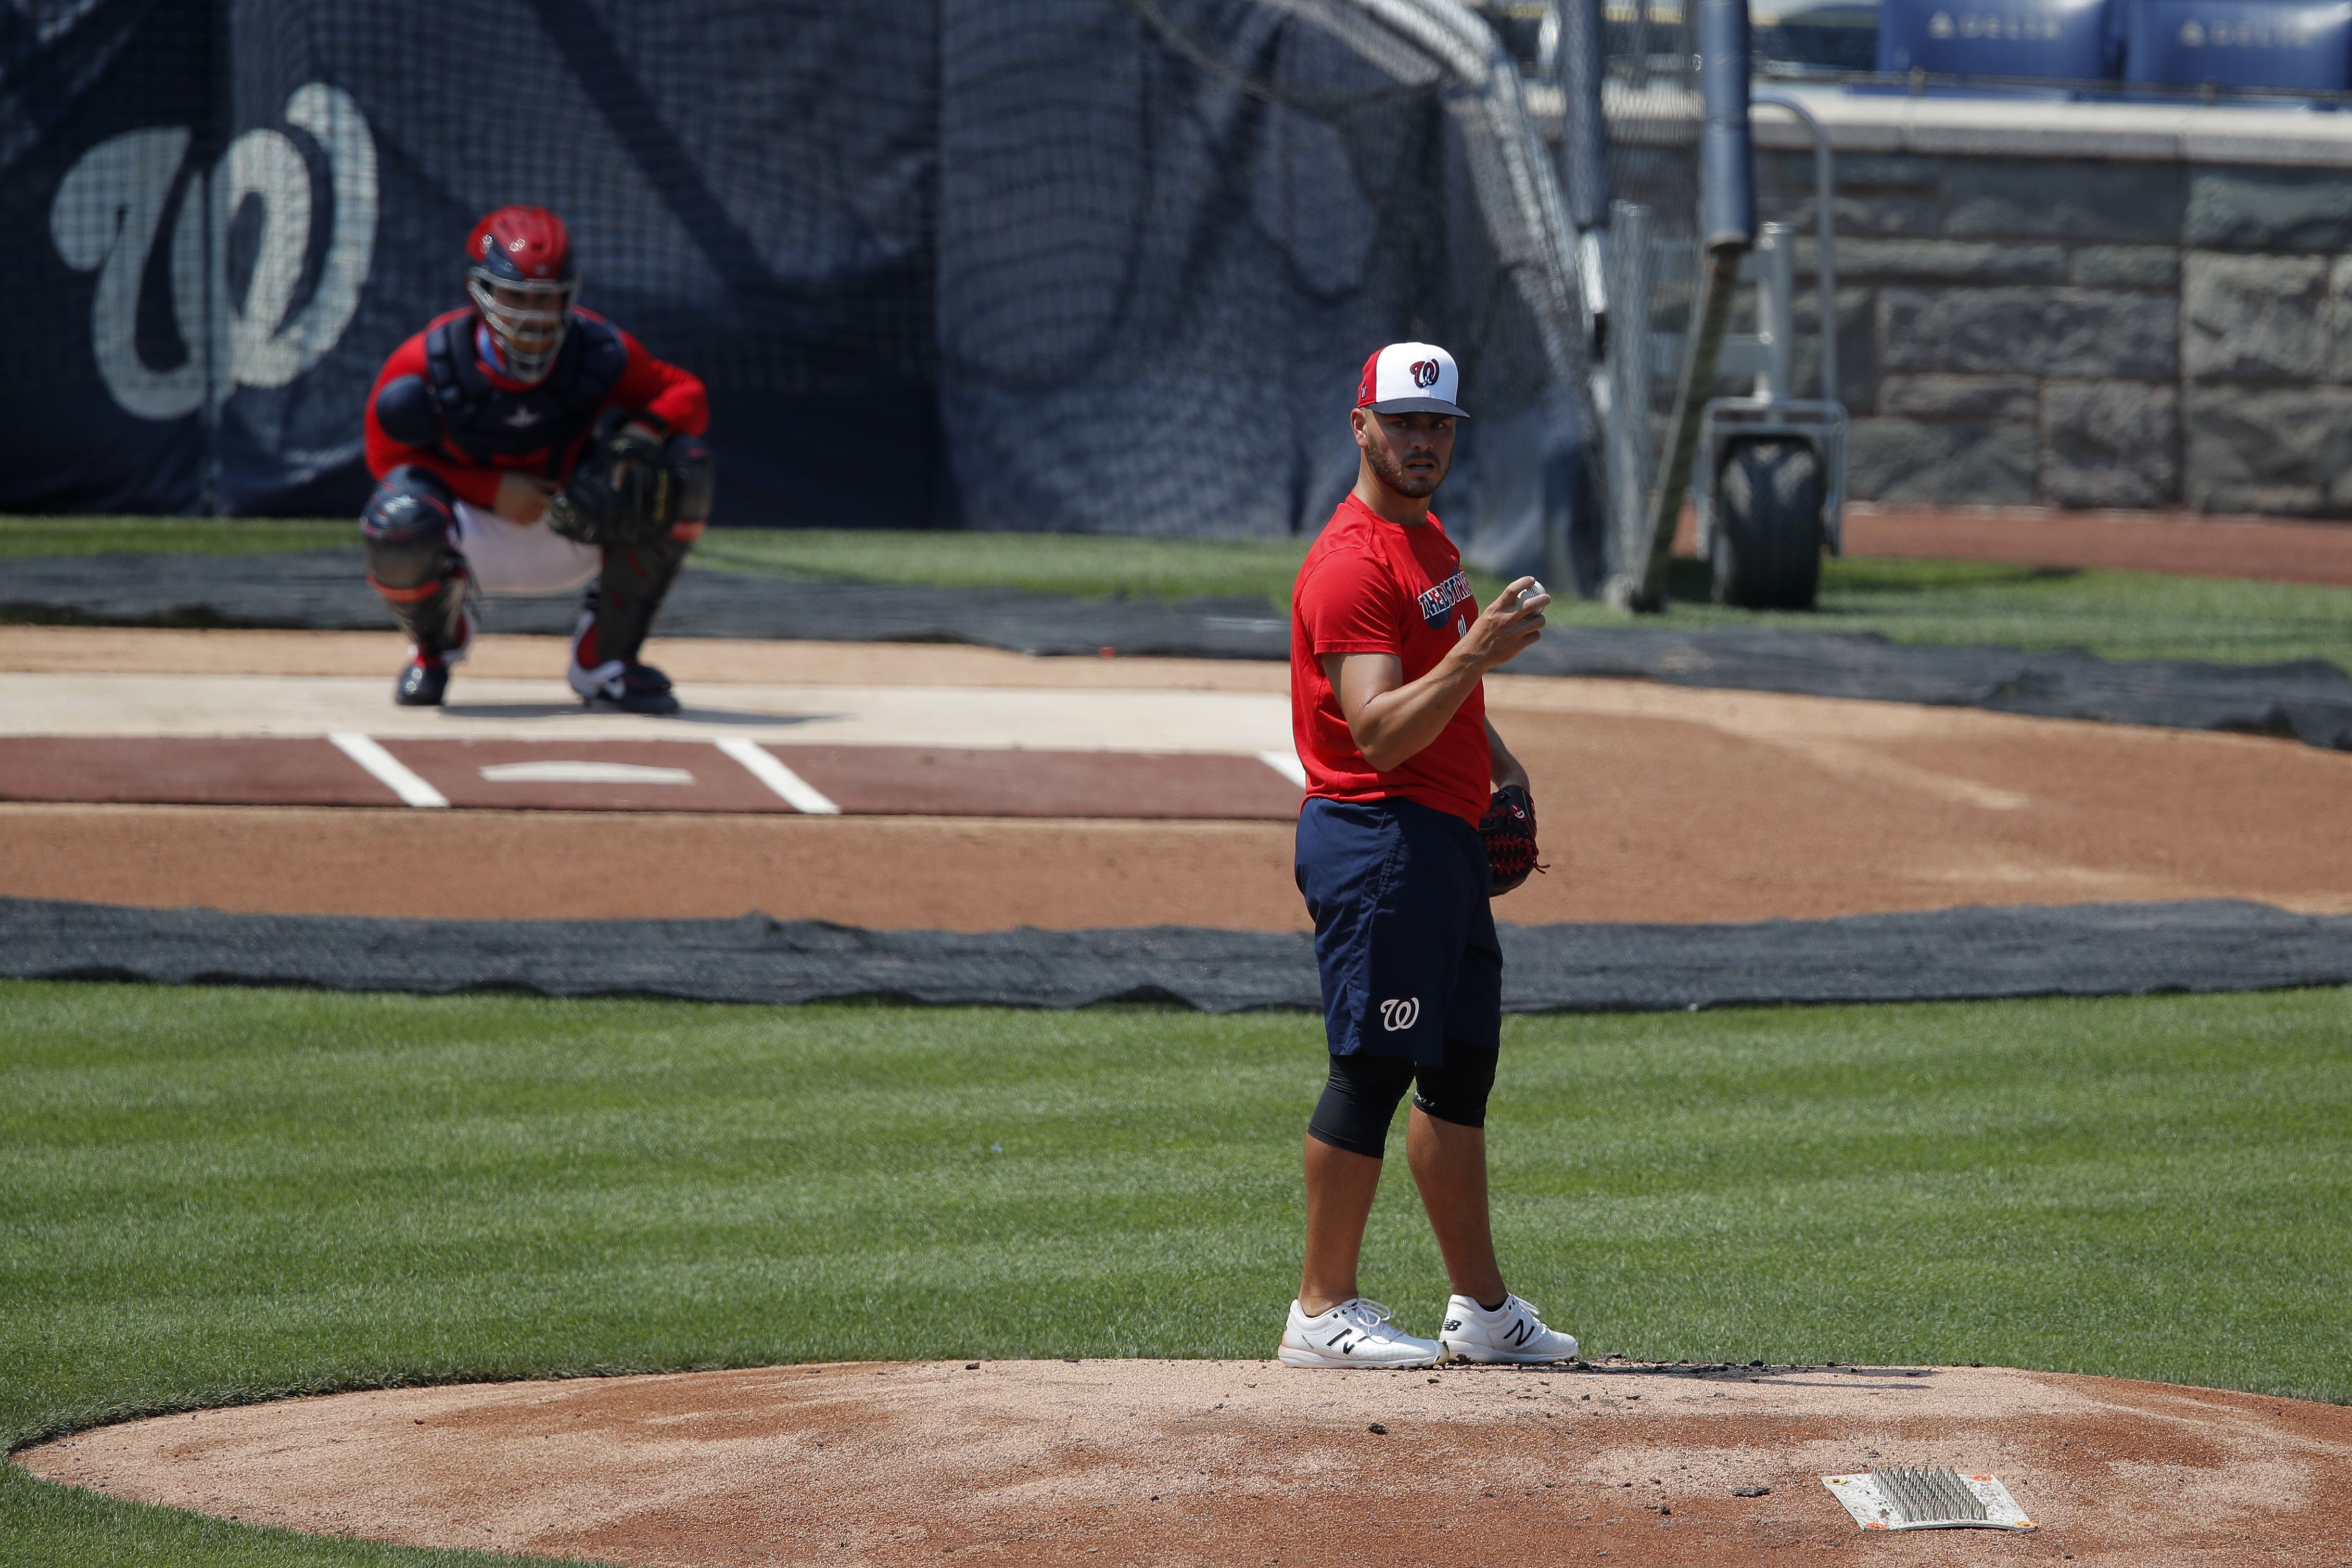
[1355,341,1467,418]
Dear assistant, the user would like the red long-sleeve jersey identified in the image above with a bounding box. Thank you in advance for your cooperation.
[363,307,708,508]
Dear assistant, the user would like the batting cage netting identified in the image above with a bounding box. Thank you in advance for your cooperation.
[6,0,1607,581]
[10,0,941,527]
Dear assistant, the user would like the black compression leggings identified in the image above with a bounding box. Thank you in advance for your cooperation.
[1306,1042,1499,1160]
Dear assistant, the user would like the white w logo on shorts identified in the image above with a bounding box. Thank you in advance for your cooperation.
[1379,997,1421,1032]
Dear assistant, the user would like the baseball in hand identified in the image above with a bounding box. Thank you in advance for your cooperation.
[1515,579,1550,613]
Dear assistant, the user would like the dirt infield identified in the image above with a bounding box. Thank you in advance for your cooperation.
[21,1360,2350,1566]
[1842,504,2352,586]
[0,737,1304,818]
[0,806,1313,928]
[3,628,2349,927]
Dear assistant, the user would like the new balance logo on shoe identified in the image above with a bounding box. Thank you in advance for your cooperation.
[1436,1293,1579,1366]
[1280,1298,1442,1369]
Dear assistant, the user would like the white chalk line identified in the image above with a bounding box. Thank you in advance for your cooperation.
[716,737,841,814]
[327,733,449,809]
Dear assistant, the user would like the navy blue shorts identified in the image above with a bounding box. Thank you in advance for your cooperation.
[1294,795,1502,1067]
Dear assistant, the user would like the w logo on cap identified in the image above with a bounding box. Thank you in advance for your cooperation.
[1355,341,1467,419]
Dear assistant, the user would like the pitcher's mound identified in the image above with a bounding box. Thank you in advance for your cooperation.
[19,1360,2352,1565]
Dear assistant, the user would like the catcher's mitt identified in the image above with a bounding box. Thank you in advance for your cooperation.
[1480,784,1545,896]
[546,429,680,548]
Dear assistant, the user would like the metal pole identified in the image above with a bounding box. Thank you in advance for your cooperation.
[1621,0,1754,611]
[1606,200,1655,587]
[1750,91,1836,404]
[1558,0,1609,232]
[1757,220,1794,400]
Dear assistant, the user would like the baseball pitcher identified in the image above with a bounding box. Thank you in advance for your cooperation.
[1279,342,1575,1369]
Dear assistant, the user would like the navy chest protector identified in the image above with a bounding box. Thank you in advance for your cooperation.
[421,315,629,470]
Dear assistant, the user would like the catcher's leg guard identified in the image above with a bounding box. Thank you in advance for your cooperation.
[568,530,693,713]
[361,467,471,707]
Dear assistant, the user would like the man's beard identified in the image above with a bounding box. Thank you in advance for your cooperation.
[1367,438,1446,500]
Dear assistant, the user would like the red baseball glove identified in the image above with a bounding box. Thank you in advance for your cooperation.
[1480,784,1545,896]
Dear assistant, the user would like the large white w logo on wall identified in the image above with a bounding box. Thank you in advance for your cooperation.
[48,84,377,421]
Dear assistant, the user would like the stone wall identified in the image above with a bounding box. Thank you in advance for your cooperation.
[1732,101,2352,515]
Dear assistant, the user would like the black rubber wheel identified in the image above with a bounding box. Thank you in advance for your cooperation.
[1710,437,1825,610]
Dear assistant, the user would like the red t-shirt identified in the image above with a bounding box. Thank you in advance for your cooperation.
[1291,494,1490,824]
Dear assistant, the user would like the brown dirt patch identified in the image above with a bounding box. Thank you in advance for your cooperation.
[4,627,2349,927]
[0,738,1299,819]
[0,806,1307,928]
[19,1361,2349,1566]
[5,682,2349,926]
[1841,504,2352,586]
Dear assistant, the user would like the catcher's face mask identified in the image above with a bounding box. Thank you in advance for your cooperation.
[468,275,576,383]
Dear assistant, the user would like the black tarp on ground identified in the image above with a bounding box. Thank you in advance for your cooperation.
[10,546,2352,751]
[1515,626,2352,752]
[6,896,2348,1012]
[0,546,1301,658]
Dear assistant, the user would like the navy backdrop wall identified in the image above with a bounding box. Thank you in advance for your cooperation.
[3,0,1584,578]
[4,0,948,524]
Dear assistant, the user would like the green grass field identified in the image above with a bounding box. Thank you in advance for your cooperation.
[9,516,2352,672]
[0,516,354,558]
[5,979,2349,1565]
[8,511,2347,1561]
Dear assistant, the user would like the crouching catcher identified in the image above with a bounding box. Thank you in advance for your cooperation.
[359,204,712,713]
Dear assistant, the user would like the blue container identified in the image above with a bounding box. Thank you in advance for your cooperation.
[1756,0,1883,69]
[2125,0,2352,89]
[1876,0,2118,77]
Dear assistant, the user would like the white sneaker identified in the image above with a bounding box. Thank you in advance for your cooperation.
[1279,1297,1442,1369]
[1439,1293,1580,1363]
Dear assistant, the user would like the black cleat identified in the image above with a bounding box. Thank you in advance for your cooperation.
[575,661,680,715]
[395,658,451,707]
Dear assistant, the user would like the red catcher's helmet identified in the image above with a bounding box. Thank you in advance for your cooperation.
[464,206,578,383]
